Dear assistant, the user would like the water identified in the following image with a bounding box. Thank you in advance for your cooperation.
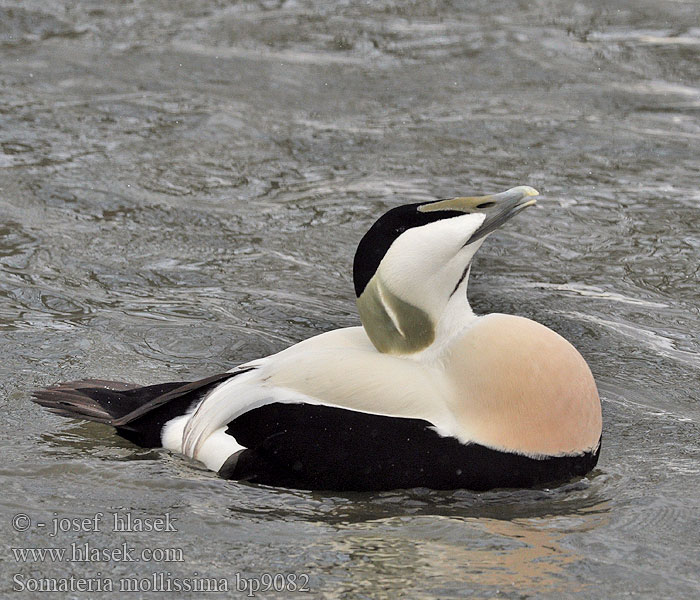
[1,0,699,597]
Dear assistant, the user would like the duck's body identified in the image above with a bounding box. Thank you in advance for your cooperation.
[33,186,602,491]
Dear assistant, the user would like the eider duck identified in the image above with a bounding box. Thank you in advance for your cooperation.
[33,186,602,491]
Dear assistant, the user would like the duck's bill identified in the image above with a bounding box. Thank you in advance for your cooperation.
[465,186,539,244]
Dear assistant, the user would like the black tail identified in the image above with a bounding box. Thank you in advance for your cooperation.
[32,373,237,447]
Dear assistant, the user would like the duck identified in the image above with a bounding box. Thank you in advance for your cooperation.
[32,186,602,491]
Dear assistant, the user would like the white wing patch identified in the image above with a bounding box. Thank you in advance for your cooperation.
[195,428,245,472]
[162,414,246,472]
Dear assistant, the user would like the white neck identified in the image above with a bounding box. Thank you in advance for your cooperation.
[419,268,478,361]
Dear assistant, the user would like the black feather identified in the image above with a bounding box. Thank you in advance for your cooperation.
[31,371,251,447]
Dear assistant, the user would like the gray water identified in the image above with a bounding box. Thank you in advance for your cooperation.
[1,1,699,598]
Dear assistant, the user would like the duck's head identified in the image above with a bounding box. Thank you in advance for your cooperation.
[353,185,539,355]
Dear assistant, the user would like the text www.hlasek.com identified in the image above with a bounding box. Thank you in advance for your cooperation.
[13,543,183,564]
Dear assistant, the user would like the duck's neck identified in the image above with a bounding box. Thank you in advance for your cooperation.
[356,268,478,359]
[356,274,436,355]
[430,267,478,356]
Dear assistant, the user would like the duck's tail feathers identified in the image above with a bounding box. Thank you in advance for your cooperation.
[32,372,239,447]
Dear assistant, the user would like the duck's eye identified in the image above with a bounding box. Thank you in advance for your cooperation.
[476,201,496,209]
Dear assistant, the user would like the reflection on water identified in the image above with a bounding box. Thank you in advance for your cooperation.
[1,0,699,598]
[304,500,611,598]
[327,515,596,597]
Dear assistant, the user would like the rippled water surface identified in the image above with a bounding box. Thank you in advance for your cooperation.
[2,1,699,598]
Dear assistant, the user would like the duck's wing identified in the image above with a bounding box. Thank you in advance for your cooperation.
[176,339,459,467]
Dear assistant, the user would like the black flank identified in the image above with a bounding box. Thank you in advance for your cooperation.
[220,402,600,492]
